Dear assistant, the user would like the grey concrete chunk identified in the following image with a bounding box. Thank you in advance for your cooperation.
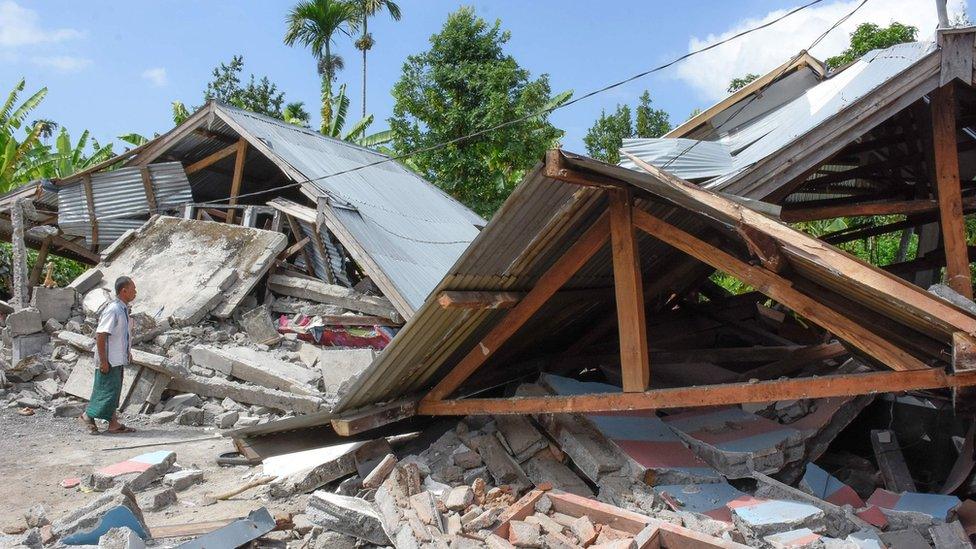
[306,490,389,545]
[240,305,281,345]
[494,415,549,463]
[30,287,75,323]
[445,486,475,511]
[162,469,203,491]
[8,307,43,336]
[215,410,239,429]
[68,269,103,294]
[190,345,318,394]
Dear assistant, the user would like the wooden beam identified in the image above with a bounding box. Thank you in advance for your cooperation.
[331,398,418,436]
[781,198,953,222]
[423,213,611,402]
[931,85,972,298]
[437,291,523,310]
[284,215,316,277]
[609,188,649,392]
[738,341,849,381]
[418,369,976,416]
[871,429,918,492]
[277,236,310,260]
[82,174,98,251]
[138,165,158,213]
[737,223,787,273]
[226,139,248,224]
[631,208,930,372]
[28,237,51,287]
[545,149,627,189]
[184,141,241,175]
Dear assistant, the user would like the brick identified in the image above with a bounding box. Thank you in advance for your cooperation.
[508,520,543,548]
[569,515,597,546]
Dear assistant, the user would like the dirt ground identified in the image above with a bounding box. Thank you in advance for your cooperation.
[0,407,307,539]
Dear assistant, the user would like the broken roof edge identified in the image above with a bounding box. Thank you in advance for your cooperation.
[666,50,826,139]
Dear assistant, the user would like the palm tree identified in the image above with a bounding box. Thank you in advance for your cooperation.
[283,101,311,127]
[284,0,358,134]
[354,0,401,117]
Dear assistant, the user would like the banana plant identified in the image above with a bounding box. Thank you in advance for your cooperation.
[323,83,391,147]
[0,79,49,192]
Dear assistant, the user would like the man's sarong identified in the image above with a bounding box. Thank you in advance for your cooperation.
[85,366,123,420]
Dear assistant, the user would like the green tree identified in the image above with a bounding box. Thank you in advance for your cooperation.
[584,105,633,164]
[285,0,359,133]
[354,0,401,117]
[727,73,759,93]
[0,79,48,192]
[583,90,671,164]
[203,55,286,118]
[283,101,312,127]
[390,8,569,217]
[826,22,917,68]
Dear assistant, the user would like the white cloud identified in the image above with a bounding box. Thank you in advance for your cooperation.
[31,55,92,73]
[674,0,967,102]
[0,1,83,47]
[141,67,168,87]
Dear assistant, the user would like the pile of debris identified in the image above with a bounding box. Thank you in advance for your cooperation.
[1,216,401,432]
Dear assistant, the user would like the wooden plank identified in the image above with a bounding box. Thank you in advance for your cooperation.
[284,214,316,277]
[423,213,611,402]
[417,368,976,416]
[940,30,975,86]
[226,139,248,224]
[545,149,626,189]
[28,237,51,287]
[609,188,649,392]
[493,490,546,539]
[330,398,418,436]
[184,141,240,175]
[631,208,929,372]
[437,290,523,310]
[137,166,159,215]
[780,198,951,222]
[736,223,787,273]
[871,429,918,492]
[931,85,972,298]
[952,332,976,414]
[277,236,310,261]
[618,151,976,338]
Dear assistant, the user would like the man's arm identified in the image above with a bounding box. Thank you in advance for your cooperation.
[96,332,110,374]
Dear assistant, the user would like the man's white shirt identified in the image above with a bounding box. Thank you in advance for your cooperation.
[95,299,131,367]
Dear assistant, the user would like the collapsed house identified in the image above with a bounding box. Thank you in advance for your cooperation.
[5,20,976,549]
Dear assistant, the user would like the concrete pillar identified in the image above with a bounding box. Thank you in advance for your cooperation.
[10,199,28,309]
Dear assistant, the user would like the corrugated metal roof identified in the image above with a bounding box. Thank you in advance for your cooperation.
[212,104,484,317]
[56,162,192,249]
[624,42,939,186]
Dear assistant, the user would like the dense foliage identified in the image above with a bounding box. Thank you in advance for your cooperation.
[826,22,917,68]
[389,7,570,217]
[583,90,671,164]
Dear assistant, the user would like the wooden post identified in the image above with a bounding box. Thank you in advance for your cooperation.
[226,139,248,224]
[931,85,972,298]
[139,165,158,214]
[608,189,649,392]
[241,206,256,227]
[28,237,51,287]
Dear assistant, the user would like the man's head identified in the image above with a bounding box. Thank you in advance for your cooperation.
[115,276,137,304]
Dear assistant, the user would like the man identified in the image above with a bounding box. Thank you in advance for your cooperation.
[79,276,137,434]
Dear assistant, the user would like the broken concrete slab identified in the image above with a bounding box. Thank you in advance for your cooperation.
[538,376,721,485]
[862,488,961,531]
[763,528,823,548]
[190,345,318,394]
[266,441,366,497]
[52,485,148,545]
[654,481,748,523]
[929,521,970,548]
[268,272,400,321]
[494,415,549,463]
[522,451,593,498]
[30,286,75,323]
[754,471,867,538]
[472,433,532,492]
[729,496,826,547]
[74,216,285,324]
[168,373,322,414]
[176,507,274,549]
[362,453,398,489]
[7,307,42,336]
[63,356,140,404]
[800,463,865,509]
[318,347,376,396]
[240,304,281,346]
[162,469,203,491]
[136,487,176,512]
[68,268,102,294]
[89,450,176,492]
[306,490,389,545]
[661,406,805,479]
[97,526,146,549]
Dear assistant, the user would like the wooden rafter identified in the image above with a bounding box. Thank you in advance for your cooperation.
[82,174,98,251]
[139,165,158,213]
[423,212,611,402]
[631,208,929,372]
[931,84,973,298]
[184,141,241,175]
[608,188,649,391]
[226,139,248,224]
[417,368,976,416]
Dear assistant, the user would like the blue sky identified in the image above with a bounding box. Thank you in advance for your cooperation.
[0,0,967,154]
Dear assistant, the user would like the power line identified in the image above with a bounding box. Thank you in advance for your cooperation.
[174,0,828,211]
